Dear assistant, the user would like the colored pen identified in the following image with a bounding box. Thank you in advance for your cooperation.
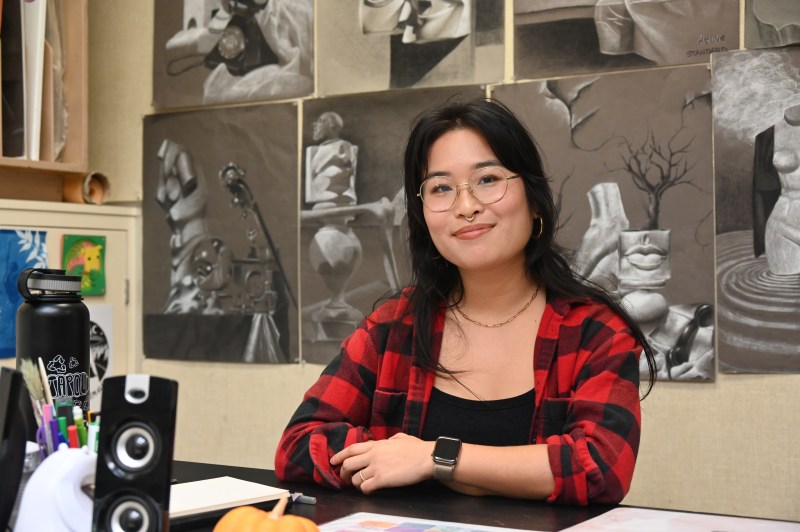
[57,416,69,443]
[67,425,79,448]
[49,418,65,448]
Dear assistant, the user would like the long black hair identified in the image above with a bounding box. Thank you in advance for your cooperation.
[401,97,657,397]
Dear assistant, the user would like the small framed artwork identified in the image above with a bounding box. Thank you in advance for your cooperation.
[62,235,107,296]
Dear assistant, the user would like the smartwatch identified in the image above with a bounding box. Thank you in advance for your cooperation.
[432,436,462,481]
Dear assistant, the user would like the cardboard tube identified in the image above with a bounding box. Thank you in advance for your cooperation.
[63,172,111,204]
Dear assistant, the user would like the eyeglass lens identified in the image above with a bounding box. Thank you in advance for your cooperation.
[420,167,513,211]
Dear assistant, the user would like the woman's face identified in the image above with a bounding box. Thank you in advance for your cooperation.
[422,128,535,275]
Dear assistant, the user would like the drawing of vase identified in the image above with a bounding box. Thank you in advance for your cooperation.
[308,221,364,338]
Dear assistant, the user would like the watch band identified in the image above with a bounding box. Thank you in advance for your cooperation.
[433,462,455,482]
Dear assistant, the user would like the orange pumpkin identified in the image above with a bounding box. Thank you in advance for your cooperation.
[214,496,318,532]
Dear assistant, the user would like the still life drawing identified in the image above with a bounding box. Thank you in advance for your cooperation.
[514,0,739,80]
[495,65,715,381]
[744,0,800,49]
[712,47,800,373]
[152,0,313,108]
[142,103,299,363]
[0,230,48,358]
[316,0,503,96]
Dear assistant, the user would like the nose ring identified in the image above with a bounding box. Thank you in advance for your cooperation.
[465,214,475,222]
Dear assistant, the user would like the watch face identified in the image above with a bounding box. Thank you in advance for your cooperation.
[434,437,461,463]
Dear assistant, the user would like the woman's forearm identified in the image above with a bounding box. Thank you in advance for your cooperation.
[446,443,555,500]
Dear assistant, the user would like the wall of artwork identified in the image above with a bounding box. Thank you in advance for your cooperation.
[86,0,799,521]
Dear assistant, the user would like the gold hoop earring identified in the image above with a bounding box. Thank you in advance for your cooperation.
[533,217,544,240]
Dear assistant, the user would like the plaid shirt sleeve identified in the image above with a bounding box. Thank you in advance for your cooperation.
[538,299,643,505]
[274,296,411,488]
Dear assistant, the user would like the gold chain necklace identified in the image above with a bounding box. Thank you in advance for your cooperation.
[453,284,540,328]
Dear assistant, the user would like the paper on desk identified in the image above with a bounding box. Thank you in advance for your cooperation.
[560,507,800,531]
[318,512,543,532]
[169,476,289,518]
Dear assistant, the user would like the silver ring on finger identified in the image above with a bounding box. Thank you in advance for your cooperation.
[359,469,366,482]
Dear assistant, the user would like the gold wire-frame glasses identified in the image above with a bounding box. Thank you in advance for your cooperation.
[417,167,521,212]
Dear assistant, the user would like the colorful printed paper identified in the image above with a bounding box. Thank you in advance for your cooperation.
[318,512,541,532]
[62,235,106,296]
[0,229,48,358]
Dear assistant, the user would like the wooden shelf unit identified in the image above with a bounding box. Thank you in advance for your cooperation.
[0,0,88,202]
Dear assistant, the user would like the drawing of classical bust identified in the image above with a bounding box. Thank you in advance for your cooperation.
[305,112,358,208]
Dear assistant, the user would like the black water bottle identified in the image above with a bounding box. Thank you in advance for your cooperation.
[16,268,90,415]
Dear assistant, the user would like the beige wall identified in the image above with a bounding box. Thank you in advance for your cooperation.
[87,0,799,522]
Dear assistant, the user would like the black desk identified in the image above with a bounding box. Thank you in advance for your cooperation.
[171,461,615,531]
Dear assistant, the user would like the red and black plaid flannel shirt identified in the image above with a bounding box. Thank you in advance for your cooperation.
[275,290,643,505]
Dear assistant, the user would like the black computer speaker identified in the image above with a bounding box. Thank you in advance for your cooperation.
[92,375,178,532]
[0,367,34,531]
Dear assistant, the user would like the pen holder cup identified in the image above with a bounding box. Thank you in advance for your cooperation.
[14,445,96,532]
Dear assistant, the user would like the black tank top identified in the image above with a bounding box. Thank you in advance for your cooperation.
[420,386,535,446]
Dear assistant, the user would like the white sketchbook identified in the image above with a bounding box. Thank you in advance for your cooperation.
[169,476,289,519]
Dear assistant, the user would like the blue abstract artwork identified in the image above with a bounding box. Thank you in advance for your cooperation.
[0,229,48,358]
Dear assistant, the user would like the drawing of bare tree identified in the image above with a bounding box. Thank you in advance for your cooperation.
[616,127,695,229]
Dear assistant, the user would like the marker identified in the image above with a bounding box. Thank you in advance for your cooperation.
[49,418,65,448]
[57,416,69,443]
[67,425,79,448]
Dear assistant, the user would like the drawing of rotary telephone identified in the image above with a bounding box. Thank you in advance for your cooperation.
[204,0,279,76]
[166,0,279,77]
[190,163,296,316]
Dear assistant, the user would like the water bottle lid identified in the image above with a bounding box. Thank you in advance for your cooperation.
[18,269,82,298]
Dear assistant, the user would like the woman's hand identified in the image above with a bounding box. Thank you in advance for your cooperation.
[330,433,435,494]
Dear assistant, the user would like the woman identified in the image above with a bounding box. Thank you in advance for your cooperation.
[275,98,656,505]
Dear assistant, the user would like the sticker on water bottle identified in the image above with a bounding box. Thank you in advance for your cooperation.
[45,355,90,410]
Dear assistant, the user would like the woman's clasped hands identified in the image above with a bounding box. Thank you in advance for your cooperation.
[330,433,435,494]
